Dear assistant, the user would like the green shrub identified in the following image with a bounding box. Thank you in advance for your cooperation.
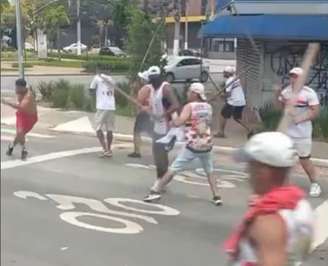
[33,59,83,68]
[11,62,34,68]
[48,52,124,62]
[313,106,328,141]
[259,103,282,131]
[82,59,129,73]
[52,80,71,108]
[68,84,86,109]
[38,81,54,101]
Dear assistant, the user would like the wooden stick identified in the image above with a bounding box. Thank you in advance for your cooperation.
[277,43,320,133]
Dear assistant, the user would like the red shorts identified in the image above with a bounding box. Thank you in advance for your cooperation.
[16,111,38,134]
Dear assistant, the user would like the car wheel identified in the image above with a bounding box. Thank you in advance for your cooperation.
[166,73,175,83]
[200,71,209,83]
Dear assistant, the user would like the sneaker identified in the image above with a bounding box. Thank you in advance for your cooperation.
[128,152,142,158]
[214,132,225,138]
[6,145,14,156]
[21,149,28,160]
[143,191,161,202]
[212,196,223,206]
[309,183,322,198]
[247,130,255,139]
[104,151,113,158]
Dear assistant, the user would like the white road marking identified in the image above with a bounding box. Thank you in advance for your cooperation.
[14,191,48,200]
[1,143,131,170]
[312,200,328,250]
[104,198,180,216]
[60,211,143,234]
[60,247,69,251]
[1,128,54,138]
[13,191,180,234]
[46,194,157,224]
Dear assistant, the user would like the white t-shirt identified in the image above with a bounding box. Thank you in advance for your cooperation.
[225,76,246,106]
[90,74,116,110]
[280,86,319,139]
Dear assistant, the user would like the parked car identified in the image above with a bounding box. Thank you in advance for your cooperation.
[63,43,87,53]
[163,56,209,83]
[99,46,127,57]
[179,49,201,57]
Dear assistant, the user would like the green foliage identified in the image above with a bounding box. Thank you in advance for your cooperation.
[127,6,164,77]
[11,62,34,68]
[51,79,71,108]
[259,103,282,131]
[33,59,83,68]
[313,106,328,141]
[67,84,86,109]
[48,52,126,62]
[82,60,129,73]
[38,81,54,101]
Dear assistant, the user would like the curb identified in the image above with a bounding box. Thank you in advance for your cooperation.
[49,128,328,168]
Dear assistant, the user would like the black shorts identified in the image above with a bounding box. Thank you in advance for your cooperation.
[221,103,245,120]
[134,111,153,135]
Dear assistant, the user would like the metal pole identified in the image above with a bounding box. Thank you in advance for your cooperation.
[173,0,181,56]
[184,18,188,49]
[15,0,24,79]
[184,0,188,49]
[77,0,81,55]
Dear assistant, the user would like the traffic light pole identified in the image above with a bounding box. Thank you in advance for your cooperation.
[15,0,24,79]
[77,0,81,55]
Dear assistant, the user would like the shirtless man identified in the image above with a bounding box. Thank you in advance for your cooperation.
[2,79,38,160]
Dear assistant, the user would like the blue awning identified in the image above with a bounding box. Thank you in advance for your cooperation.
[202,15,328,40]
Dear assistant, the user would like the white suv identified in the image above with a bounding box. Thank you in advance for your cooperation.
[163,56,209,83]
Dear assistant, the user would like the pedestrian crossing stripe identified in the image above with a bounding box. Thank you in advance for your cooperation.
[1,128,54,138]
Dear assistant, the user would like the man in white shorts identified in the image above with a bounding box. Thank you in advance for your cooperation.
[90,70,116,157]
[276,67,322,197]
[144,83,222,205]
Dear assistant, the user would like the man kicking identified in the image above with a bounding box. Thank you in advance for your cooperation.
[2,79,38,160]
[144,83,222,205]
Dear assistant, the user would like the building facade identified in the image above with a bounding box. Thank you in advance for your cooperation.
[203,0,328,108]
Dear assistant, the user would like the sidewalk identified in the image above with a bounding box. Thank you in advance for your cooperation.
[1,63,86,76]
[1,102,328,163]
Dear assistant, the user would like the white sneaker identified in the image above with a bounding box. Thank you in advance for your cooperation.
[309,183,322,198]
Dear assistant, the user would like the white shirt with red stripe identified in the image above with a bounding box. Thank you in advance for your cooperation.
[280,86,319,138]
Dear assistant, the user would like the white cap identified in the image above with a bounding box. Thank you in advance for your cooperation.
[236,132,298,168]
[147,66,161,76]
[137,71,149,82]
[189,82,207,101]
[224,66,235,74]
[289,67,303,76]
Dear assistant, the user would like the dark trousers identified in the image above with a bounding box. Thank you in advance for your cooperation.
[152,133,169,179]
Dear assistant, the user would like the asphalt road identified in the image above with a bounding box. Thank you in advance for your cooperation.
[1,126,327,266]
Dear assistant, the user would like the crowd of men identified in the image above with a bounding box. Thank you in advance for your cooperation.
[2,63,323,265]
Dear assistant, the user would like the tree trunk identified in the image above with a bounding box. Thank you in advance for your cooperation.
[57,27,61,60]
[104,23,108,47]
